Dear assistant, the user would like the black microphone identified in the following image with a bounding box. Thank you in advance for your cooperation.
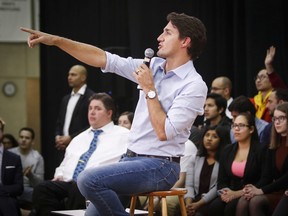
[143,48,154,67]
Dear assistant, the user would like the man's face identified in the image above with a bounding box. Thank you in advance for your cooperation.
[88,99,112,129]
[204,98,221,121]
[210,79,226,98]
[266,91,278,115]
[18,130,33,150]
[255,69,272,92]
[67,67,85,88]
[156,21,183,59]
[211,78,230,101]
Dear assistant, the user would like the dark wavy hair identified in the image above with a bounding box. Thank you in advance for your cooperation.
[197,125,231,160]
[167,12,207,60]
[2,133,19,148]
[228,95,256,116]
[206,93,227,117]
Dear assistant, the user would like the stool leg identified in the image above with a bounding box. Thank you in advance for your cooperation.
[161,197,168,216]
[148,195,154,216]
[178,195,187,216]
[129,196,137,216]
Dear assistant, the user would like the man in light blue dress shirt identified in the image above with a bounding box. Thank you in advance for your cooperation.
[21,12,208,216]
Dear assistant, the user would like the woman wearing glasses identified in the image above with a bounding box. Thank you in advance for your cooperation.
[236,102,288,216]
[208,112,265,216]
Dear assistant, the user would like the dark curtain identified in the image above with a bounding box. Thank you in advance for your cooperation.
[39,0,287,179]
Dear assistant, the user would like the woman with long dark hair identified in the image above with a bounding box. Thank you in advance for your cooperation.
[185,125,230,215]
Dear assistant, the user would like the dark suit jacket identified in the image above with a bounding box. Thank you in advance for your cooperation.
[0,149,23,215]
[217,142,265,191]
[55,87,94,139]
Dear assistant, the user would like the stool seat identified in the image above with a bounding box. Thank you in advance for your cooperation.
[130,188,187,216]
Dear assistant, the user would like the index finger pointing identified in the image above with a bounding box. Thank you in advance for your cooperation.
[20,27,36,34]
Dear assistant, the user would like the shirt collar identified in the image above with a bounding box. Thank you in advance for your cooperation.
[89,121,114,134]
[71,84,87,96]
[156,60,194,80]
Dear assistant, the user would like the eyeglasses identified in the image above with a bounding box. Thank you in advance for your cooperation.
[254,75,268,81]
[231,123,250,130]
[210,87,225,91]
[272,115,286,124]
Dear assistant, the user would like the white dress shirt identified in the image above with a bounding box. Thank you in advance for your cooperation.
[54,122,129,181]
[63,84,87,135]
[226,97,233,119]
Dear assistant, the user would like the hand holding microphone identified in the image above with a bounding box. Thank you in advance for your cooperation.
[135,48,154,75]
[134,48,155,93]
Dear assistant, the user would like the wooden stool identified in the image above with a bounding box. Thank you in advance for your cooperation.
[129,188,187,216]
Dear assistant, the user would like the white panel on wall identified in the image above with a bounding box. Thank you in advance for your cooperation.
[0,0,31,42]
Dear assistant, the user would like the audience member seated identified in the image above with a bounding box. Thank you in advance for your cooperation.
[9,127,44,209]
[0,117,23,216]
[260,88,288,147]
[189,93,231,149]
[2,133,19,149]
[250,46,287,123]
[117,111,134,130]
[228,95,268,143]
[202,93,232,128]
[29,93,129,216]
[185,125,230,216]
[209,112,265,216]
[210,76,233,119]
[236,102,288,216]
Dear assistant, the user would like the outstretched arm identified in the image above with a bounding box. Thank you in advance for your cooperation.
[20,27,107,68]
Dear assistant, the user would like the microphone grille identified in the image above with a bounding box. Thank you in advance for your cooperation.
[145,48,154,58]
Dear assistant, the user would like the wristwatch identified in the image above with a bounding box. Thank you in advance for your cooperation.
[146,90,157,99]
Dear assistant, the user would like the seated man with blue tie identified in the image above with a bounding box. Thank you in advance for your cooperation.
[29,93,130,216]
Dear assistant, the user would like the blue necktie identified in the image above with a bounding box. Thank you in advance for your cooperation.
[72,129,103,181]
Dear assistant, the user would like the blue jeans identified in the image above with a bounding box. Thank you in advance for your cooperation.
[77,155,180,216]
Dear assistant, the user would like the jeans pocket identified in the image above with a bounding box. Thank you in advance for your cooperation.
[156,160,180,190]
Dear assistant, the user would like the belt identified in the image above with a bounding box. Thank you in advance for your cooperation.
[126,149,180,163]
